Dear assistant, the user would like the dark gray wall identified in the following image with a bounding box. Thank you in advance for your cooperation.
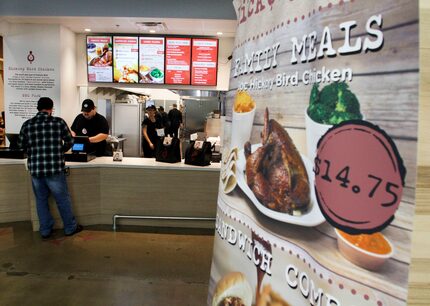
[0,0,236,20]
[184,98,219,134]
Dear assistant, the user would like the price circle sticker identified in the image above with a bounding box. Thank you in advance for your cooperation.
[314,120,406,234]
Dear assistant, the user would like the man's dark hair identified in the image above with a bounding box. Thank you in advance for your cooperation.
[159,106,164,111]
[37,97,54,111]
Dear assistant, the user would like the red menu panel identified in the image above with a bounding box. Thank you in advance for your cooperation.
[191,38,218,86]
[165,38,191,85]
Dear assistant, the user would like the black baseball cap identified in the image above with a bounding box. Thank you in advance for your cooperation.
[37,97,54,111]
[81,99,95,112]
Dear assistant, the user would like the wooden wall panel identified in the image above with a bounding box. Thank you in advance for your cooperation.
[0,164,30,222]
[100,168,219,219]
[407,1,430,305]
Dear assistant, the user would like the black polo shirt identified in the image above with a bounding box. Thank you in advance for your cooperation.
[71,112,109,156]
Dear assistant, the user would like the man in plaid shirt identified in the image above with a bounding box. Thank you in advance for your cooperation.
[18,97,83,239]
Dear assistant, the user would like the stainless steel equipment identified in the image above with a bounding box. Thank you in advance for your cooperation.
[112,103,144,157]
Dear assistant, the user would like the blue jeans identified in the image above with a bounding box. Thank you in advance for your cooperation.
[31,172,77,236]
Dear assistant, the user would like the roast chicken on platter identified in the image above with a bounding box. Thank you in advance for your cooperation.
[244,108,310,214]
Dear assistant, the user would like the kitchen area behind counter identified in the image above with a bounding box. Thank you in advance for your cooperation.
[0,158,220,231]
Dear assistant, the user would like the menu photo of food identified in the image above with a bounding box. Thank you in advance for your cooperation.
[305,82,363,161]
[113,36,139,83]
[227,91,325,227]
[87,36,113,82]
[211,271,291,306]
[139,65,164,84]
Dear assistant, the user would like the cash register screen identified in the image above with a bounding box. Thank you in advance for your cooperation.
[72,143,85,152]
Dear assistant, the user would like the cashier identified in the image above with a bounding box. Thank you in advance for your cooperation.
[71,99,109,156]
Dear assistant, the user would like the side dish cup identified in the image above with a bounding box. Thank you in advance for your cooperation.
[334,228,394,270]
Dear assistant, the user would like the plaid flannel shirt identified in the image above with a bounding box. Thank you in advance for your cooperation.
[18,112,73,177]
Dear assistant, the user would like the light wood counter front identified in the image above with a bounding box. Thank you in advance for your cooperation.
[0,158,220,230]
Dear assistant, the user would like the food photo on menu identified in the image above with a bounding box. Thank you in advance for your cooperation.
[222,90,325,227]
[222,87,396,270]
[139,66,164,84]
[213,85,408,306]
[88,43,112,67]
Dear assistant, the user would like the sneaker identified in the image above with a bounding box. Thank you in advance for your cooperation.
[65,224,83,237]
[41,232,52,240]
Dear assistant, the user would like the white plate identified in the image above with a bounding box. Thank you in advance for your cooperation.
[235,144,325,227]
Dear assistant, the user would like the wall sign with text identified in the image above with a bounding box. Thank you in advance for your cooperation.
[165,37,192,85]
[191,38,218,86]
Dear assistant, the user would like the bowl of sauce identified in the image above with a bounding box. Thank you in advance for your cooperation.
[149,68,164,83]
[334,228,393,270]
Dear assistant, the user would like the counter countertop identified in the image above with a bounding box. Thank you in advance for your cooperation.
[0,157,221,171]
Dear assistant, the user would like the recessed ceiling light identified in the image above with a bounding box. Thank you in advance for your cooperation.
[84,28,91,32]
[149,29,156,33]
[217,32,223,36]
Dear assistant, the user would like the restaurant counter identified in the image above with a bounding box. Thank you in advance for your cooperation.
[0,157,221,230]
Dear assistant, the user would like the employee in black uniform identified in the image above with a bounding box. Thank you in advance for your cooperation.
[71,99,110,156]
[141,105,160,158]
[167,103,183,138]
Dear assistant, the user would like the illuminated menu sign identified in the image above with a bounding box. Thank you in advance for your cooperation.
[191,38,218,86]
[87,36,113,83]
[165,38,191,85]
[139,37,165,84]
[113,36,139,83]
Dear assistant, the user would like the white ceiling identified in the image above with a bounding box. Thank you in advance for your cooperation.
[0,16,237,37]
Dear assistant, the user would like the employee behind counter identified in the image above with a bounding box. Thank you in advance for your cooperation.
[71,99,110,156]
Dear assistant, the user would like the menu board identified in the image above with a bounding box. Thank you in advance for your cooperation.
[87,36,113,83]
[191,38,218,86]
[113,36,139,83]
[139,37,165,84]
[165,37,191,85]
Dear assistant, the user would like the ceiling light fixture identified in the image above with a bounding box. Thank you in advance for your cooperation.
[149,29,156,33]
[217,32,223,36]
[84,28,91,32]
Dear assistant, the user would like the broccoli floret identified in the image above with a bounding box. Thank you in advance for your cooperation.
[308,102,332,124]
[307,81,362,125]
[309,84,319,106]
[328,111,362,125]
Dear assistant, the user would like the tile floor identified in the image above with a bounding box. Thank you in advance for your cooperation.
[0,222,214,306]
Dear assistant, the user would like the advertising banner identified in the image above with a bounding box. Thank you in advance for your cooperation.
[4,25,61,134]
[209,1,419,306]
[113,36,139,83]
[165,37,192,85]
